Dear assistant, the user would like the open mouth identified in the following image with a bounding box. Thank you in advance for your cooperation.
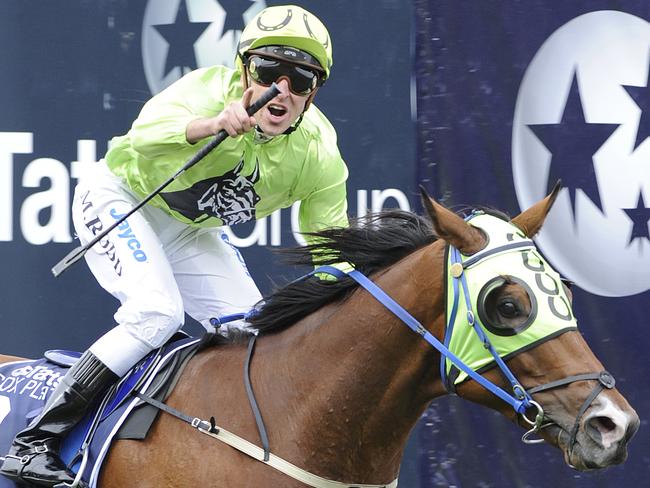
[268,104,287,117]
[544,423,586,470]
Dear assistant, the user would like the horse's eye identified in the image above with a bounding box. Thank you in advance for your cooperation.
[497,300,519,318]
[477,276,537,336]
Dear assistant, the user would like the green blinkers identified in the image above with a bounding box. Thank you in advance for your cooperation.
[445,213,577,385]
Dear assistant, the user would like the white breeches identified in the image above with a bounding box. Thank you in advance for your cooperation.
[71,162,262,375]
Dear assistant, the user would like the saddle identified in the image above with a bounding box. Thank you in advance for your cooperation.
[0,332,204,488]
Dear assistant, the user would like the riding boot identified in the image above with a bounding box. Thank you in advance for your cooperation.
[0,351,118,487]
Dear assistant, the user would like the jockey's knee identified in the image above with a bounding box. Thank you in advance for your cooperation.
[90,303,184,376]
[121,303,184,349]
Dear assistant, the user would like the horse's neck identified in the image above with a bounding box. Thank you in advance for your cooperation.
[256,244,446,482]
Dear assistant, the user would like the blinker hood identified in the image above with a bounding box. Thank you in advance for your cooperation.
[444,213,577,386]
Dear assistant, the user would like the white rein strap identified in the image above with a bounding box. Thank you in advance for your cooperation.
[196,423,399,488]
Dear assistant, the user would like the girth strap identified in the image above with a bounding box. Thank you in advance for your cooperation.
[133,327,400,488]
[134,391,208,429]
[134,390,399,488]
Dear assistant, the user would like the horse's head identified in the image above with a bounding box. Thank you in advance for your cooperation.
[421,184,640,471]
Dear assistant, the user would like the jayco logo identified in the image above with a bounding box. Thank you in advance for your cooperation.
[141,0,266,95]
[110,209,148,262]
[512,10,650,297]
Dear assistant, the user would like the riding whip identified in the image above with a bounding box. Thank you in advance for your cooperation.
[51,83,280,277]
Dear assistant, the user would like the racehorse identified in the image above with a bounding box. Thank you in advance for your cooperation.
[0,186,639,487]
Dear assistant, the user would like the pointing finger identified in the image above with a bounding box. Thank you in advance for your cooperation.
[242,87,254,109]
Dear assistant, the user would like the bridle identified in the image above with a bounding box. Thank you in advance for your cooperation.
[522,370,615,454]
[316,214,616,456]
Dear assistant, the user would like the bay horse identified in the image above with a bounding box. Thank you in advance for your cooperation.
[0,187,639,487]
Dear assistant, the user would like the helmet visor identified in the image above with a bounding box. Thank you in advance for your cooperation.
[246,55,321,96]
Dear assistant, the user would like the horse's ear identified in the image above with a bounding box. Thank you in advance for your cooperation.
[511,181,562,238]
[419,185,487,254]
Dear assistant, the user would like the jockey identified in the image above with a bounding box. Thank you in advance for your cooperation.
[0,5,348,487]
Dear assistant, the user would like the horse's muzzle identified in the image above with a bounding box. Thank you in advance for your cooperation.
[563,408,640,471]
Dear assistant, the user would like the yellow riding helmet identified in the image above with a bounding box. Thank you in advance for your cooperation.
[237,5,332,80]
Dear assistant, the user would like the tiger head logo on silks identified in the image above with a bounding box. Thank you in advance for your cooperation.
[161,158,261,225]
[197,159,261,224]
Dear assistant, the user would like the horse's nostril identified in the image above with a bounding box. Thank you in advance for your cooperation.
[585,415,624,448]
[591,416,617,435]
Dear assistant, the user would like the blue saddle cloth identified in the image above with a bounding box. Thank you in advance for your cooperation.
[0,336,200,488]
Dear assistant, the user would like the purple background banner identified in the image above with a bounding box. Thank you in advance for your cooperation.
[415,1,649,486]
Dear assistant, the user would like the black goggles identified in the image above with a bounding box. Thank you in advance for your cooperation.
[246,55,322,96]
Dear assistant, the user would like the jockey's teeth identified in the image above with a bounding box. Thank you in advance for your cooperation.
[269,105,286,116]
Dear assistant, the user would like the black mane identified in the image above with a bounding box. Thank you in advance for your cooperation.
[248,210,437,334]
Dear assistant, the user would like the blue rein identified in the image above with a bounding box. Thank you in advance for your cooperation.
[313,260,534,415]
[213,250,535,415]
